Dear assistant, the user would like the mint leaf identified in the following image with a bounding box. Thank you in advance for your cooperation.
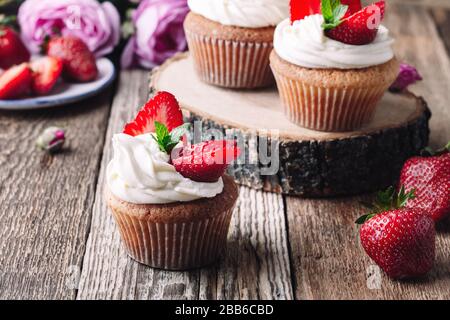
[152,121,190,154]
[333,4,348,22]
[321,0,333,21]
[321,0,348,31]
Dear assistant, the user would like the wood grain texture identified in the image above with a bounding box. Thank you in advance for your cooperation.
[0,90,112,299]
[76,70,292,300]
[286,4,450,300]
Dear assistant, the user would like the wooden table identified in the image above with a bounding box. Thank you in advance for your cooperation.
[1,3,449,300]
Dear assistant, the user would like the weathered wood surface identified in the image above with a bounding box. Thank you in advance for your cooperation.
[0,91,113,299]
[76,71,293,300]
[286,4,450,300]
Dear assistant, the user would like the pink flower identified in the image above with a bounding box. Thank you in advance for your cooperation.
[18,0,120,57]
[389,63,423,92]
[121,0,189,69]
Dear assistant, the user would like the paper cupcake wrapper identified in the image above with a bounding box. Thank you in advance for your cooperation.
[272,71,388,132]
[110,206,234,270]
[186,32,274,89]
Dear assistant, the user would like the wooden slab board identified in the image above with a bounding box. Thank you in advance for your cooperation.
[150,53,430,197]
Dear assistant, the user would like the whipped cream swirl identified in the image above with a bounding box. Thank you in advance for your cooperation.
[274,15,395,69]
[188,0,289,28]
[107,133,224,204]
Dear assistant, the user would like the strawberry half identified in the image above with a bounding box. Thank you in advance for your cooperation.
[290,0,361,23]
[0,26,31,70]
[123,91,184,136]
[324,0,385,45]
[0,63,32,100]
[399,144,450,222]
[172,140,240,183]
[356,187,435,279]
[30,57,63,96]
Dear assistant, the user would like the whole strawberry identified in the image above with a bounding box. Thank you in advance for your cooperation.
[399,143,450,222]
[356,187,435,279]
[0,16,30,70]
[322,0,385,45]
[45,35,98,82]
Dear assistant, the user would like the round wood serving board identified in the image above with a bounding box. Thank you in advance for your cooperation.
[150,53,431,197]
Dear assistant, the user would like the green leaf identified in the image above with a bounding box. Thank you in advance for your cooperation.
[152,121,190,154]
[321,0,348,31]
[333,4,348,22]
[355,213,376,225]
[321,0,333,21]
[170,123,190,143]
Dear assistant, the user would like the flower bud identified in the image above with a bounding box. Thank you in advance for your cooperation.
[36,127,66,153]
[389,63,423,92]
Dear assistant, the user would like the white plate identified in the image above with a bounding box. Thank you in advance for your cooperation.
[0,58,115,110]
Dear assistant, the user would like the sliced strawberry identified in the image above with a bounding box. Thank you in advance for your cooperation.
[0,63,32,100]
[30,57,63,96]
[172,140,240,183]
[325,0,385,45]
[341,0,363,18]
[123,91,184,136]
[290,0,361,23]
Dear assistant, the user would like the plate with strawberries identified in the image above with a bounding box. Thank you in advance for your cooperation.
[0,29,115,110]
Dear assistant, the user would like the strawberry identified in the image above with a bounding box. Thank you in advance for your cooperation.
[290,0,361,23]
[172,140,240,183]
[399,143,450,222]
[356,187,435,279]
[0,18,30,70]
[0,63,32,100]
[123,91,184,136]
[30,57,63,96]
[45,35,98,82]
[323,0,385,45]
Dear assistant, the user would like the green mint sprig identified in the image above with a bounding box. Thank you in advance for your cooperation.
[153,121,190,154]
[321,0,348,30]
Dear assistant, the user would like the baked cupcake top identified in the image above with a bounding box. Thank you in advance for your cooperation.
[187,0,289,28]
[107,92,239,205]
[274,0,394,69]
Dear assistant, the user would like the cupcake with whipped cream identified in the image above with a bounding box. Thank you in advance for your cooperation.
[271,0,399,131]
[106,92,239,270]
[184,0,289,89]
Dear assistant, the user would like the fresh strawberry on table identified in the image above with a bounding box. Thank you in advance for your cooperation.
[30,57,63,96]
[356,186,435,279]
[399,143,450,222]
[322,0,385,45]
[45,35,98,83]
[172,140,240,183]
[123,91,184,136]
[0,63,32,100]
[0,17,30,70]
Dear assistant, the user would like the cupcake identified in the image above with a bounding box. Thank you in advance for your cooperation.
[184,0,289,89]
[271,0,399,132]
[106,91,240,270]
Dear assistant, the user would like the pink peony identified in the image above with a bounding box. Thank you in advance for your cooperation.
[18,0,120,57]
[389,63,423,92]
[121,0,189,69]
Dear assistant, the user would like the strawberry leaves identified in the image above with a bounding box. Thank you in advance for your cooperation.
[153,121,190,154]
[321,0,348,30]
[356,186,416,224]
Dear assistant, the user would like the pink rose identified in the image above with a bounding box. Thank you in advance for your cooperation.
[18,0,120,57]
[121,0,189,69]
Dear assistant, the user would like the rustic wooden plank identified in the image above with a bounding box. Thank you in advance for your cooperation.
[0,90,113,299]
[431,9,450,55]
[199,188,293,300]
[286,4,450,300]
[77,70,293,300]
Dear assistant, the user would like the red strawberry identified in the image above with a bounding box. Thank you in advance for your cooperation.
[399,144,450,222]
[172,140,240,183]
[0,63,32,100]
[291,0,362,23]
[123,91,184,136]
[46,36,98,82]
[30,57,63,96]
[325,0,385,45]
[356,187,435,279]
[0,27,30,70]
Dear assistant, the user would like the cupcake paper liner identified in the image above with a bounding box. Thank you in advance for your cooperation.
[272,69,389,132]
[110,205,234,270]
[186,32,274,89]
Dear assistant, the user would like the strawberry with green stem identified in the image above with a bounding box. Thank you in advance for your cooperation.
[399,142,450,222]
[290,0,361,23]
[356,186,436,279]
